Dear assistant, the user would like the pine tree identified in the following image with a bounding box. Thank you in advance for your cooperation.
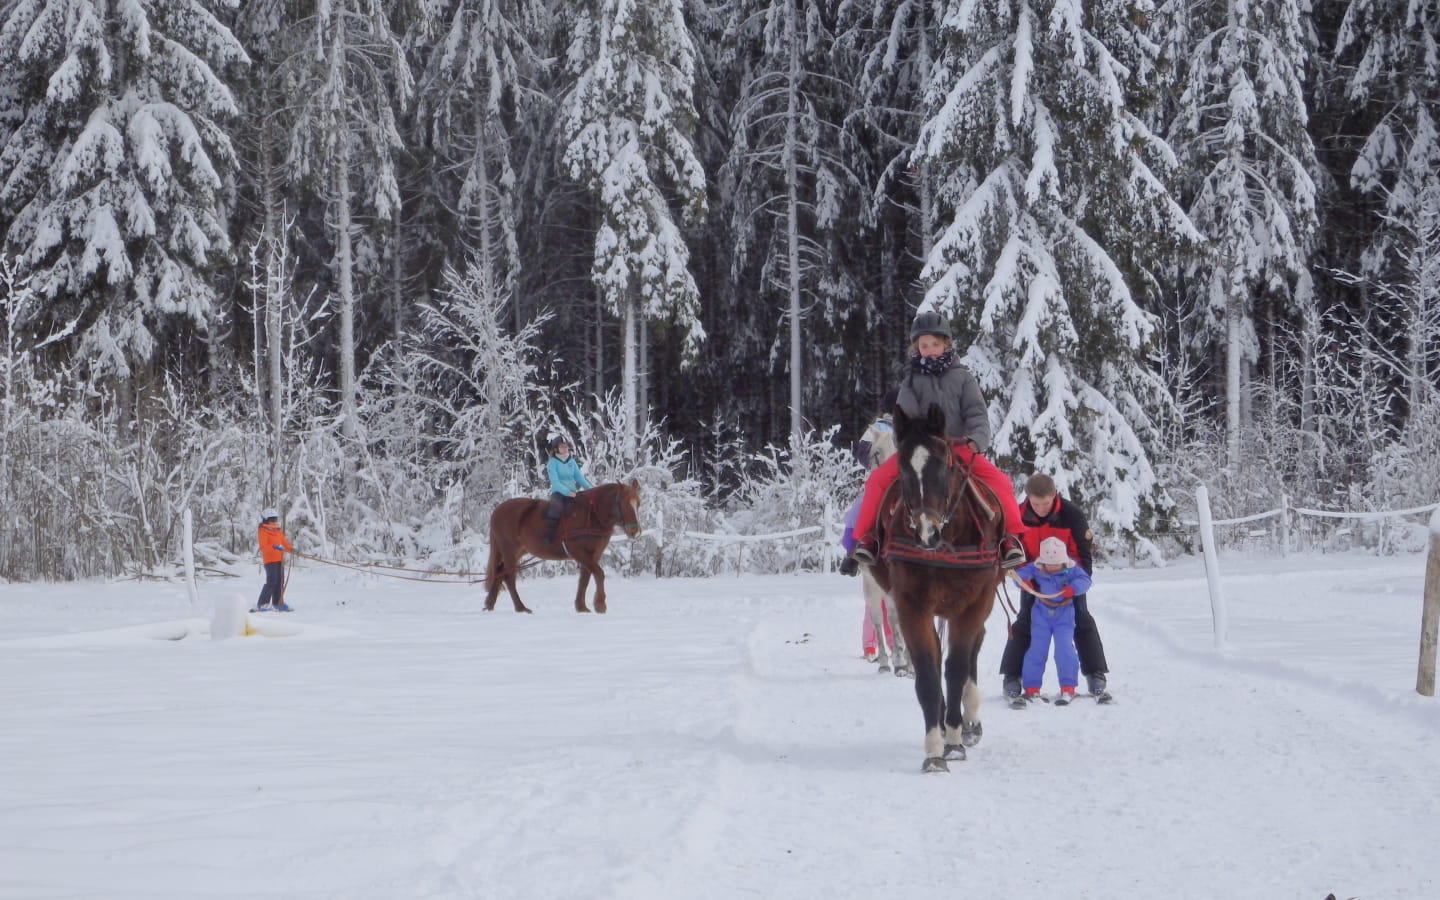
[1334,0,1440,433]
[0,0,247,378]
[556,0,707,455]
[257,0,413,444]
[915,0,1197,544]
[407,0,546,330]
[724,1,863,445]
[1163,0,1321,468]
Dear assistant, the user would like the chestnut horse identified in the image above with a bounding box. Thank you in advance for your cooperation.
[483,480,642,614]
[865,405,1006,772]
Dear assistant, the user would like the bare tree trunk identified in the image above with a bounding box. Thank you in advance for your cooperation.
[337,153,358,445]
[1226,297,1242,469]
[623,293,638,458]
[784,2,803,447]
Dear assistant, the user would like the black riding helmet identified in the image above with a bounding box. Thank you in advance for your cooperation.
[548,435,571,453]
[908,310,953,342]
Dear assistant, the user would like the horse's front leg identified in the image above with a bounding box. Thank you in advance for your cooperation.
[943,609,990,757]
[589,561,607,614]
[505,568,531,614]
[573,562,593,613]
[895,602,947,773]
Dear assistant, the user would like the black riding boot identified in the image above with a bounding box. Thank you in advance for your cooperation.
[543,516,559,545]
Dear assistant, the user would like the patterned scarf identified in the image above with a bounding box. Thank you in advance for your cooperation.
[911,350,956,376]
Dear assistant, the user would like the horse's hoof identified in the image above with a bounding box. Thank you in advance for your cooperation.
[943,743,967,761]
[895,666,912,678]
[595,603,607,614]
[877,664,891,674]
[516,607,533,614]
[922,757,949,773]
[576,607,591,613]
[961,721,983,747]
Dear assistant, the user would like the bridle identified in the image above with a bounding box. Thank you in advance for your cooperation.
[900,438,978,537]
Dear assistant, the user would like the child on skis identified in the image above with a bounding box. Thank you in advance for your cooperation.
[543,436,593,545]
[255,508,294,612]
[1014,536,1093,705]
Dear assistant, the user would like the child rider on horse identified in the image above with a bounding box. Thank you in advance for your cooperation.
[544,436,593,545]
[846,309,1027,570]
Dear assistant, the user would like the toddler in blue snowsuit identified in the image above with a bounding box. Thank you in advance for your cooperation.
[1016,536,1093,703]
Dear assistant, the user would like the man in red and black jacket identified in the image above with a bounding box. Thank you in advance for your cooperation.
[998,473,1110,698]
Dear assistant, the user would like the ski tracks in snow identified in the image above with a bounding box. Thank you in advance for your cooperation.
[596,586,1440,900]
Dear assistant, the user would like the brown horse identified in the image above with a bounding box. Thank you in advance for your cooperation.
[866,404,1006,772]
[483,480,642,614]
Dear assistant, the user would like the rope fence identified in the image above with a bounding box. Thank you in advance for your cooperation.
[1193,484,1440,688]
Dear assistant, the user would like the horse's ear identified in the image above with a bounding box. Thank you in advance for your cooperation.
[628,477,639,494]
[893,403,911,436]
[924,402,945,436]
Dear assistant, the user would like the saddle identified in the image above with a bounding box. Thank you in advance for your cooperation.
[876,468,1004,570]
[553,492,611,540]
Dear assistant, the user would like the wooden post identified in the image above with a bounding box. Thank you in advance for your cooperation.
[1417,509,1440,697]
[1196,484,1228,649]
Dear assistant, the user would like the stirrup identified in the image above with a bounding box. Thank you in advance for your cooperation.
[1000,538,1026,569]
[851,542,878,566]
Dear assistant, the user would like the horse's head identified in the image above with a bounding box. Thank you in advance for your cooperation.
[616,478,642,538]
[893,403,960,548]
[868,428,897,471]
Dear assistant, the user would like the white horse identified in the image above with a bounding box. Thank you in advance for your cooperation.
[860,428,910,676]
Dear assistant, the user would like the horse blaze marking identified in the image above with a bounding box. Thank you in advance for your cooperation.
[907,444,932,501]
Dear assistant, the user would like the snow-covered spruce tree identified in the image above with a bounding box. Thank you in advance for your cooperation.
[1162,0,1320,470]
[723,1,864,446]
[1334,0,1440,437]
[835,0,943,385]
[556,0,707,457]
[0,0,247,380]
[261,0,412,444]
[915,0,1198,551]
[407,0,546,333]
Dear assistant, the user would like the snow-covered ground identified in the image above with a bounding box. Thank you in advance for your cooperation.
[2,550,1437,899]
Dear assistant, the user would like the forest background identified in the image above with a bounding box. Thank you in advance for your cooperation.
[1,0,1438,581]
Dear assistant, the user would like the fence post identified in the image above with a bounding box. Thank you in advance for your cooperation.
[182,508,199,606]
[1278,492,1290,558]
[1418,508,1440,696]
[822,499,834,573]
[1196,484,1228,649]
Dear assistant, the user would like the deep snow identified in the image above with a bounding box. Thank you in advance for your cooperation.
[2,550,1437,899]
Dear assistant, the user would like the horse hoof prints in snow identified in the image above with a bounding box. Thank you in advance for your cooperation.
[866,405,1006,772]
[483,480,642,614]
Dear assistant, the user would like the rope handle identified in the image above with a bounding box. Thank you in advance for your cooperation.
[1005,569,1069,600]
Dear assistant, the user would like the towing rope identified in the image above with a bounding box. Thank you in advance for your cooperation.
[292,551,486,584]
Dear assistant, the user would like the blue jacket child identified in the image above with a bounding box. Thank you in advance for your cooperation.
[543,436,593,545]
[1016,536,1094,702]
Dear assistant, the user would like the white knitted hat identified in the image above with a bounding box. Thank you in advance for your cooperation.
[1037,536,1072,567]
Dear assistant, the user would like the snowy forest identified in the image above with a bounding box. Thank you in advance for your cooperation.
[1,0,1438,581]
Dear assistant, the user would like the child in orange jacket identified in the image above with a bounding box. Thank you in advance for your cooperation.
[255,508,294,612]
